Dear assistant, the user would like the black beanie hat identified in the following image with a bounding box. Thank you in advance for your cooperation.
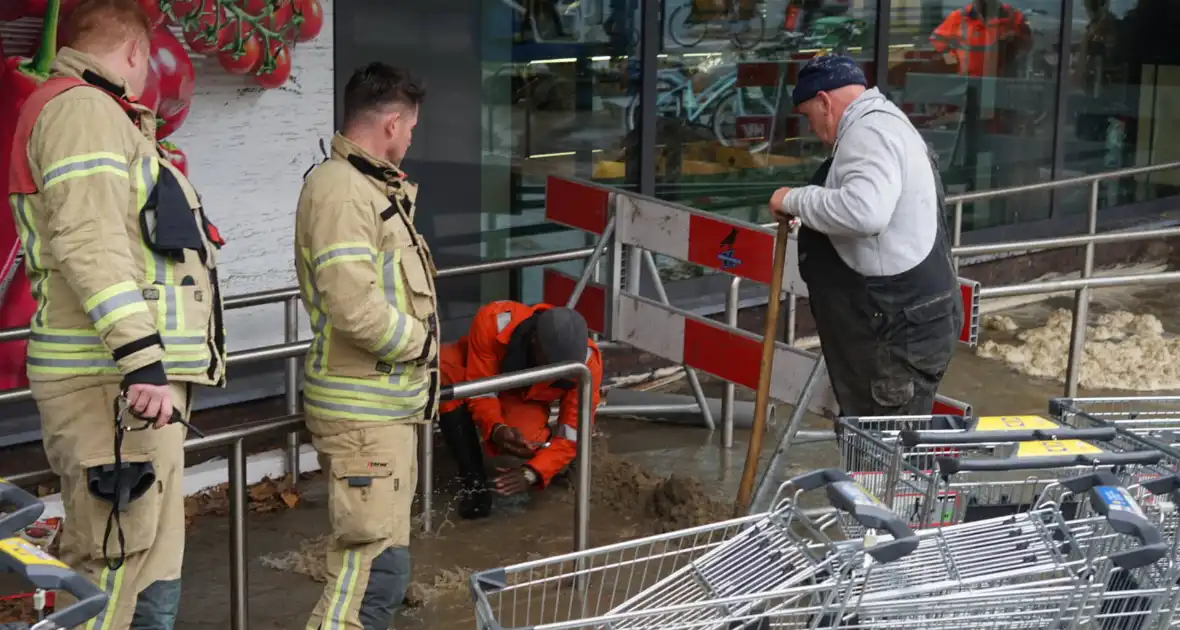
[791,55,868,107]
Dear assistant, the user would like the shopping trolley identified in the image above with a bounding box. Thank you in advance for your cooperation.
[0,481,109,630]
[836,414,1165,536]
[469,468,919,630]
[1050,396,1180,445]
[0,478,44,539]
[758,469,1173,629]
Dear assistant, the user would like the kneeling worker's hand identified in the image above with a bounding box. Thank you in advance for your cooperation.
[493,467,536,496]
[492,425,543,459]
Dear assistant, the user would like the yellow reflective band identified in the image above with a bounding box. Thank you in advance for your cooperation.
[42,152,129,189]
[324,550,361,630]
[312,242,377,272]
[83,281,149,331]
[85,565,125,630]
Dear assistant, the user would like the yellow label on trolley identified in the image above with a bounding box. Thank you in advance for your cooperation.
[0,537,67,568]
[975,415,1061,432]
[1016,439,1104,458]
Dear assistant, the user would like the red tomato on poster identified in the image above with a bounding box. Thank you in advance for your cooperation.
[182,0,231,55]
[137,62,162,113]
[150,26,195,122]
[292,0,323,42]
[218,23,262,74]
[138,0,168,28]
[157,102,190,140]
[254,40,291,89]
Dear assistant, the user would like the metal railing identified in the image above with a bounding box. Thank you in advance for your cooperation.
[3,361,595,630]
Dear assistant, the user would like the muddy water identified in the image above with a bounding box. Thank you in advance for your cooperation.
[169,285,1180,629]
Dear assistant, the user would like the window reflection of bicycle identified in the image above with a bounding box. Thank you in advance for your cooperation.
[624,62,775,152]
[668,0,766,50]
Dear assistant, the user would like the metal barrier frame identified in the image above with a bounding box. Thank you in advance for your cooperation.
[1,160,1180,627]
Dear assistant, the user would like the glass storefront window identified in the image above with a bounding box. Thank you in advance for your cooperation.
[1060,0,1180,218]
[481,0,641,303]
[885,0,1063,231]
[649,0,878,281]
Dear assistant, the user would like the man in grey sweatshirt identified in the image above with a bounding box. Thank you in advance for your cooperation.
[770,56,963,418]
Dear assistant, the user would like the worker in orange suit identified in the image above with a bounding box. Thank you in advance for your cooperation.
[438,301,602,519]
[930,0,1031,78]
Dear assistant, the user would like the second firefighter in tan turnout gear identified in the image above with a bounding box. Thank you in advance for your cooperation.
[295,62,439,630]
[6,1,227,628]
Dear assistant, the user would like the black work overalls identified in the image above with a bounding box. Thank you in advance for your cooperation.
[798,110,963,418]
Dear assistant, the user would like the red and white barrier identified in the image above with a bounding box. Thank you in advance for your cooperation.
[613,194,809,296]
[542,269,607,335]
[618,293,839,416]
[543,174,979,418]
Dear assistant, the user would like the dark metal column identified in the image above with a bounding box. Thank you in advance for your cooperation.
[638,0,661,196]
[872,0,893,90]
[1048,0,1075,218]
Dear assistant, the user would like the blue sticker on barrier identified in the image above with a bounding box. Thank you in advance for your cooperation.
[1095,485,1145,518]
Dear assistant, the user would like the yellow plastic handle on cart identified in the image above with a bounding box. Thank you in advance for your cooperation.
[0,537,67,568]
[1016,439,1104,458]
[975,415,1061,432]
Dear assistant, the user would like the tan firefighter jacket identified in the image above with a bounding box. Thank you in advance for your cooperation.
[294,134,440,424]
[10,48,227,398]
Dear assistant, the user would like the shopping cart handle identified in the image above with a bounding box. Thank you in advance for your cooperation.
[1142,473,1180,497]
[936,450,1164,475]
[898,427,1116,447]
[0,537,108,629]
[787,469,918,564]
[0,478,45,539]
[1085,485,1169,570]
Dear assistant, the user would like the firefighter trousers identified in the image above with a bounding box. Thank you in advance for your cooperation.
[34,381,190,630]
[303,419,418,630]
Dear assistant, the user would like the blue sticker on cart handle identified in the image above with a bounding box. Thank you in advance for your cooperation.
[1095,485,1145,518]
[833,481,884,507]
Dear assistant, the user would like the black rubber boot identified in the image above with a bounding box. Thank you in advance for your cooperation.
[438,408,493,519]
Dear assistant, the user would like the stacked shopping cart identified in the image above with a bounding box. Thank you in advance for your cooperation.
[0,479,107,630]
[470,405,1180,629]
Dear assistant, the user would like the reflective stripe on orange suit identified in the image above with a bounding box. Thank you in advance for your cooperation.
[930,3,1031,77]
[438,301,602,487]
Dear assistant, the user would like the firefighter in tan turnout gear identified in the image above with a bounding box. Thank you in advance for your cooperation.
[6,1,227,628]
[294,62,439,630]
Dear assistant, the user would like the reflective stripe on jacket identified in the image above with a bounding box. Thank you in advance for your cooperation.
[8,48,226,397]
[930,3,1030,77]
[294,133,440,424]
[439,301,603,487]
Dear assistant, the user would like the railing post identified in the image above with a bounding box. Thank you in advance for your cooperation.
[283,298,300,487]
[785,292,797,346]
[228,438,248,630]
[419,424,433,534]
[1065,181,1099,397]
[574,363,594,591]
[952,200,964,272]
[722,278,740,449]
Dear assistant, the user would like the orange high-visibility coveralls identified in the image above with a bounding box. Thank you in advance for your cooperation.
[930,3,1031,78]
[439,301,602,487]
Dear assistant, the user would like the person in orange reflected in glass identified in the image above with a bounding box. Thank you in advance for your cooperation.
[437,302,602,519]
[930,0,1032,78]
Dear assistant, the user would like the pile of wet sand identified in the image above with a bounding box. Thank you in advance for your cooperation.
[977,309,1180,390]
[584,440,731,533]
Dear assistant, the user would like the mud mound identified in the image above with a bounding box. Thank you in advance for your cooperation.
[977,309,1180,391]
[582,440,731,533]
[644,475,731,533]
